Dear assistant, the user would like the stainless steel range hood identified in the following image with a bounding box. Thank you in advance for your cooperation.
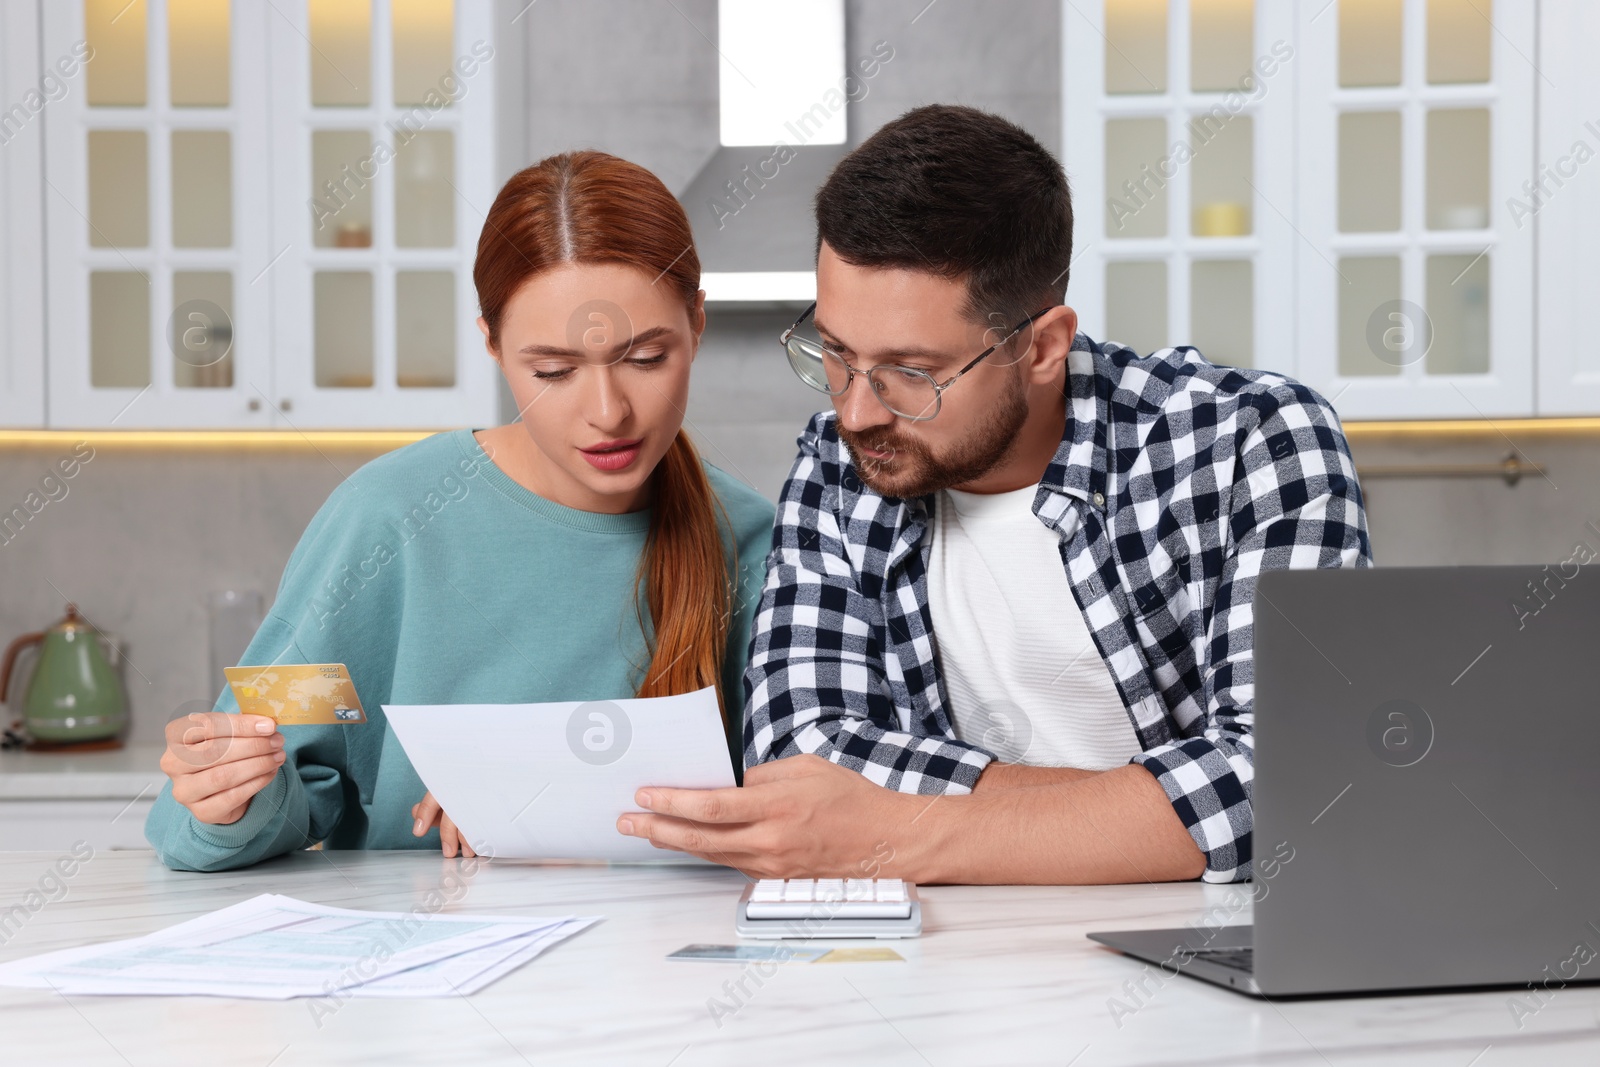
[679,144,849,303]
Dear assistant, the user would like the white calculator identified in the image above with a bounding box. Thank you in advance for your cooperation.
[734,878,922,939]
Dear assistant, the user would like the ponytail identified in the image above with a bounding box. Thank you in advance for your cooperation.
[635,431,735,729]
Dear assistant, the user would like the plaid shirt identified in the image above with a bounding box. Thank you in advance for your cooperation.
[742,332,1373,882]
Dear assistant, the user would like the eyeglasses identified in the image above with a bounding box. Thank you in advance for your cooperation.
[780,302,1052,421]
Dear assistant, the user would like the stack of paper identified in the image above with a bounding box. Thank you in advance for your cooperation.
[0,894,599,999]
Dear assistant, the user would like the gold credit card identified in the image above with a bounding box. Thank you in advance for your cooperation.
[224,663,368,726]
[814,947,906,963]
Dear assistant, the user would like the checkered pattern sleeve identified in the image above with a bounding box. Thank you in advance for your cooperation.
[742,415,994,794]
[1132,380,1373,883]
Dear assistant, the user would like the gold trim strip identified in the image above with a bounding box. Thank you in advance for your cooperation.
[1342,418,1600,438]
[0,430,444,448]
[0,417,1597,451]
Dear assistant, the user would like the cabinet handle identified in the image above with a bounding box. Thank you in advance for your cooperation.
[279,398,293,413]
[247,398,261,412]
[1357,452,1544,487]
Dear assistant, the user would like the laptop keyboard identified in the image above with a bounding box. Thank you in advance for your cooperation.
[1192,947,1254,972]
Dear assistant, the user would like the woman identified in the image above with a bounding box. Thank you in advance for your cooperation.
[145,152,775,870]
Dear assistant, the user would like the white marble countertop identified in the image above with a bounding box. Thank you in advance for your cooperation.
[1,850,1597,1065]
[0,742,165,800]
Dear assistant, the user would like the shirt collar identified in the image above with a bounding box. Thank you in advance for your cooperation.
[1038,331,1110,509]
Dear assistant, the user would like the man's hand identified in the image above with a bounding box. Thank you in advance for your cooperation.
[617,754,1208,885]
[160,712,285,825]
[615,754,922,879]
[412,791,475,858]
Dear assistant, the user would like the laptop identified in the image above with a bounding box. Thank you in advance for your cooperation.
[1089,564,1600,997]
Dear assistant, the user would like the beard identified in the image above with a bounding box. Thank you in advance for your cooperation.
[836,369,1031,500]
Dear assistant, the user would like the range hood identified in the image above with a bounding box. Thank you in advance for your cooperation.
[679,144,850,303]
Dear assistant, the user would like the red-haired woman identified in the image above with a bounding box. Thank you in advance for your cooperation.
[146,152,776,870]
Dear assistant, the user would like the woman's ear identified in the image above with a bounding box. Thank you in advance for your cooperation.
[478,316,502,369]
[689,290,707,356]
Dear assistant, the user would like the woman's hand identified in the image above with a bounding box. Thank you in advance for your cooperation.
[160,712,286,825]
[411,791,475,858]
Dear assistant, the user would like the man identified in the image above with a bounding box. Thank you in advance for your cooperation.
[617,104,1371,884]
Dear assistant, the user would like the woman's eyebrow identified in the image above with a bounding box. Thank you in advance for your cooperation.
[519,323,675,357]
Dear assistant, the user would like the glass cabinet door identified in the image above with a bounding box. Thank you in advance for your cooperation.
[42,0,496,429]
[269,0,495,429]
[1065,0,1298,376]
[1295,0,1534,418]
[1067,0,1537,420]
[45,0,275,427]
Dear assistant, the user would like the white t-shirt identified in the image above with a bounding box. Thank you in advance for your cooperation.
[926,483,1143,770]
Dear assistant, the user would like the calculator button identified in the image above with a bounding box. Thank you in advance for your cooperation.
[750,880,785,903]
[744,879,915,920]
[782,880,816,902]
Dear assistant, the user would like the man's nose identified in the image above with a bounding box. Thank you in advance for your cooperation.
[833,372,895,433]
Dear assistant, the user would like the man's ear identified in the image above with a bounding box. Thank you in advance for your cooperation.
[1023,305,1077,387]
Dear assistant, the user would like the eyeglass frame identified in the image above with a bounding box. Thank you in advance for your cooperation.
[779,301,1054,421]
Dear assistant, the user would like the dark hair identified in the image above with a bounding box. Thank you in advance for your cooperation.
[814,104,1074,328]
[474,151,734,723]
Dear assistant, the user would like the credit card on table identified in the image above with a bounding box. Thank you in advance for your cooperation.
[223,663,368,725]
[667,944,830,963]
[813,947,905,963]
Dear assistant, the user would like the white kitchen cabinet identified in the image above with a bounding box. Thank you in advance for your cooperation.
[1532,0,1600,415]
[1064,0,1300,378]
[264,0,499,428]
[35,0,497,430]
[1064,0,1550,419]
[0,800,157,851]
[1292,0,1535,419]
[0,1,46,428]
[0,743,166,852]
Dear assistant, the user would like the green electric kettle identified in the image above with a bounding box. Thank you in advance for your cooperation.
[0,604,128,747]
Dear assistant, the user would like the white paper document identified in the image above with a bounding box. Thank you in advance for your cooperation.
[382,685,737,862]
[0,894,598,999]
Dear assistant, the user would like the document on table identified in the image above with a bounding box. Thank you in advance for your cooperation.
[382,685,737,863]
[0,894,599,999]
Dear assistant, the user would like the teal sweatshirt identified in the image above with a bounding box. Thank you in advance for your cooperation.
[145,429,775,872]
